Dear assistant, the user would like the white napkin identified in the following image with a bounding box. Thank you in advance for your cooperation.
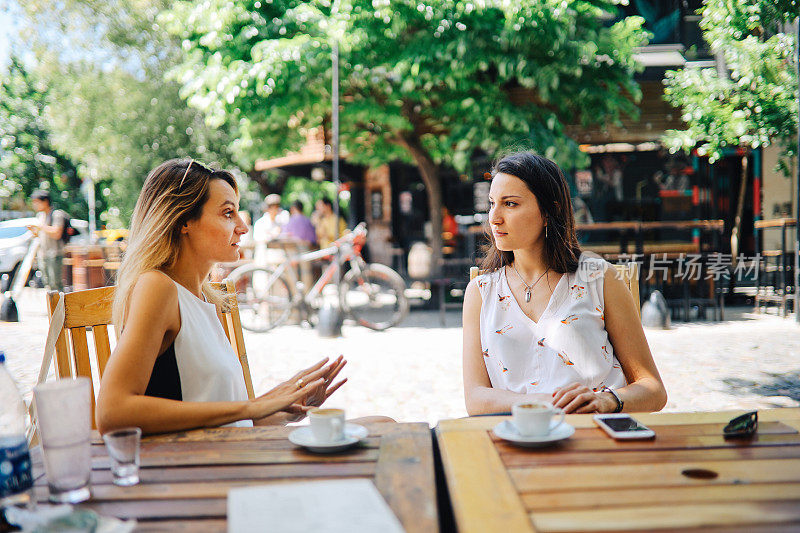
[227,479,406,533]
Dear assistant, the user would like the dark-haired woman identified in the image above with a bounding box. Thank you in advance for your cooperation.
[463,152,667,415]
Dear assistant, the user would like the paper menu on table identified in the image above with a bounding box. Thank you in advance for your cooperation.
[227,478,406,533]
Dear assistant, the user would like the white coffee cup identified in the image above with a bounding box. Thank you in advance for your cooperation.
[309,408,346,443]
[512,401,565,437]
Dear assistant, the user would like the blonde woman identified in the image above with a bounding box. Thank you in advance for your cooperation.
[463,152,666,415]
[96,159,347,435]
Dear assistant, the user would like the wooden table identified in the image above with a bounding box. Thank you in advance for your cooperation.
[436,408,800,532]
[32,422,438,532]
[576,220,724,257]
[754,218,797,230]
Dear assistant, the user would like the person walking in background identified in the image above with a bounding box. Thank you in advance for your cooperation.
[283,200,317,248]
[253,194,288,243]
[314,197,347,249]
[253,194,289,266]
[27,190,68,291]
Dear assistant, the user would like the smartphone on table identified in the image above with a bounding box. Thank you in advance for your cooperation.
[593,414,655,440]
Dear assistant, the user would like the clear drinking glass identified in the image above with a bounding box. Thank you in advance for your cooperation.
[102,428,141,486]
[33,378,92,503]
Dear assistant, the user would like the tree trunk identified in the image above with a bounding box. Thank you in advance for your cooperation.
[396,133,444,277]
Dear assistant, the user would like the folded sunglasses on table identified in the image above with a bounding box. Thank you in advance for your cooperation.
[723,411,758,438]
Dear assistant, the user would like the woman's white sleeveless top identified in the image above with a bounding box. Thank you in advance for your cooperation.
[173,281,253,428]
[477,253,626,394]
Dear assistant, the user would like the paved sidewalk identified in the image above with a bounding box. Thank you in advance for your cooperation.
[2,288,799,426]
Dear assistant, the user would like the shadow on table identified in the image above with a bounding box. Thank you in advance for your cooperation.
[723,370,800,403]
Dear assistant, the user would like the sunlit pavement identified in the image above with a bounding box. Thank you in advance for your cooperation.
[3,287,799,426]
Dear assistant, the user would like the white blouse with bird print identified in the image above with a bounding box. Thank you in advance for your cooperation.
[477,253,627,395]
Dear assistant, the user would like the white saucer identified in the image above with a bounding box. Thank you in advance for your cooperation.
[288,423,369,453]
[492,419,575,447]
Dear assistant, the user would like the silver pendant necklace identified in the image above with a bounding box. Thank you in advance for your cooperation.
[510,263,549,303]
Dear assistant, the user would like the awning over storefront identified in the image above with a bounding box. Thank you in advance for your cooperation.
[254,127,350,171]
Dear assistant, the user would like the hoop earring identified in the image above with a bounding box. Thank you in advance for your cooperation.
[545,225,548,239]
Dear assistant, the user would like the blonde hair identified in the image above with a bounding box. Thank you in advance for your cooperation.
[113,159,238,329]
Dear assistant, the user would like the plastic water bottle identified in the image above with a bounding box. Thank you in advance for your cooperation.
[0,352,33,506]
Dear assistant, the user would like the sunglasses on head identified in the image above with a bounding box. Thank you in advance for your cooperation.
[723,411,757,438]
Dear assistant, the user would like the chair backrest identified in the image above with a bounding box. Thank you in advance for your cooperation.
[469,263,641,317]
[46,286,115,428]
[210,279,255,400]
[45,279,255,429]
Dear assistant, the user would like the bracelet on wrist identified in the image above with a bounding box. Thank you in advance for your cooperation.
[600,386,624,413]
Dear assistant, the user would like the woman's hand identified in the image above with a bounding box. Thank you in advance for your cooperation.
[303,355,348,409]
[247,378,323,421]
[247,357,335,420]
[552,383,617,414]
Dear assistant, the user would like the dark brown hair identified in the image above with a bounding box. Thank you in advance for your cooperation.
[479,152,581,274]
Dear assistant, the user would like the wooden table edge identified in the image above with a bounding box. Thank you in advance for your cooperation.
[435,427,534,533]
[436,408,800,432]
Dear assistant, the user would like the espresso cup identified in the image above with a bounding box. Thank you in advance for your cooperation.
[512,401,565,437]
[308,408,346,443]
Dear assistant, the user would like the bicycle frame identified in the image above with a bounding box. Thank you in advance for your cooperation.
[231,222,407,332]
[266,224,368,308]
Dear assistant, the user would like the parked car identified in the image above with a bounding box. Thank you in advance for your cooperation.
[0,217,37,280]
[0,217,90,287]
[96,227,128,242]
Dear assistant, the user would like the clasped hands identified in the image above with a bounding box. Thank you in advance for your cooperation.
[551,382,617,414]
[247,356,347,423]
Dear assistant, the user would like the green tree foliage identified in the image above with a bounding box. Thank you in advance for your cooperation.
[282,177,346,217]
[663,0,798,172]
[162,0,647,268]
[13,0,234,225]
[46,62,233,225]
[0,56,87,217]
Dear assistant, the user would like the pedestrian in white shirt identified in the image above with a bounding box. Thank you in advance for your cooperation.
[253,194,289,265]
[253,194,289,242]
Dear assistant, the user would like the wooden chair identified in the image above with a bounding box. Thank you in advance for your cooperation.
[46,286,114,429]
[211,280,255,400]
[469,262,641,317]
[44,279,255,429]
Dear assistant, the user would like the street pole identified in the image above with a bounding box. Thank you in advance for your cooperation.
[332,39,341,286]
[88,167,97,244]
[795,19,799,323]
[315,15,345,337]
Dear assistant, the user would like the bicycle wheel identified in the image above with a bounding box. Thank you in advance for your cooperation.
[340,263,408,330]
[229,265,294,332]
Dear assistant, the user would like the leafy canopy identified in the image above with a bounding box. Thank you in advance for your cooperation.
[162,0,647,172]
[10,0,235,225]
[0,57,87,217]
[663,0,798,171]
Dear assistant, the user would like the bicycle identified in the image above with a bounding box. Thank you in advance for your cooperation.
[228,223,409,332]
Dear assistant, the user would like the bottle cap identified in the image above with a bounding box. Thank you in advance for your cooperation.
[0,352,5,364]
